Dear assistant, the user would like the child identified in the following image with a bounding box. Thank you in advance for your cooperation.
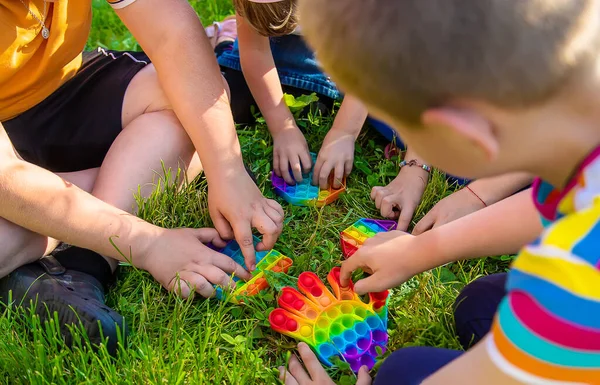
[280,0,600,384]
[214,0,370,189]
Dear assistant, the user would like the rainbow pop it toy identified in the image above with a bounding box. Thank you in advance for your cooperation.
[209,236,293,303]
[340,218,398,258]
[271,152,346,207]
[269,267,389,373]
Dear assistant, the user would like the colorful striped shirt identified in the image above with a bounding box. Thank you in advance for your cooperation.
[488,147,600,384]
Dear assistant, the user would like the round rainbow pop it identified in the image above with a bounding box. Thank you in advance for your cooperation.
[271,152,346,207]
[269,267,389,373]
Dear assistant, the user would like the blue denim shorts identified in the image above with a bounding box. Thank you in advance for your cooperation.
[218,35,341,101]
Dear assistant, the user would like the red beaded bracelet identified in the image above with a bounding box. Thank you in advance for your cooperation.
[465,185,487,207]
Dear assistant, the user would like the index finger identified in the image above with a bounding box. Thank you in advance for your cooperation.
[397,202,416,232]
[297,343,330,381]
[339,254,366,287]
[211,251,253,281]
[231,220,257,271]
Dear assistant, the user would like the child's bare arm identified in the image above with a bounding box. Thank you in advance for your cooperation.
[340,188,541,293]
[0,123,251,297]
[237,15,311,184]
[413,172,533,234]
[313,95,368,189]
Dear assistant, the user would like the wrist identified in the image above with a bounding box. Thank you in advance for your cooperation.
[464,184,487,208]
[398,159,431,186]
[127,222,165,271]
[270,119,300,137]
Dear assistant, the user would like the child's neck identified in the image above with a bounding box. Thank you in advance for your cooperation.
[527,114,600,189]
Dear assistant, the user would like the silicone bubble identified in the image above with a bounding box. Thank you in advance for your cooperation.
[269,267,389,373]
[209,236,293,303]
[271,152,346,207]
[340,218,398,258]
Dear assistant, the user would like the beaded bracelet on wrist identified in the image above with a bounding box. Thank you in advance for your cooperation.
[399,159,432,173]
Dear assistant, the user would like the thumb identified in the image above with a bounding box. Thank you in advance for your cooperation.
[188,228,226,246]
[357,366,372,385]
[353,274,388,296]
[211,211,235,241]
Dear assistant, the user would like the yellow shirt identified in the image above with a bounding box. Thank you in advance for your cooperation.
[0,1,92,121]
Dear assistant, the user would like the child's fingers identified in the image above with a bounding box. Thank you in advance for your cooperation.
[231,220,257,271]
[374,187,388,210]
[273,153,281,177]
[280,155,295,185]
[211,252,252,281]
[169,271,215,298]
[353,273,389,295]
[319,161,333,189]
[312,157,324,186]
[297,342,326,379]
[370,186,382,201]
[278,367,299,385]
[356,366,373,385]
[266,198,285,219]
[339,253,368,287]
[253,208,283,252]
[412,210,436,235]
[397,202,416,232]
[300,150,313,173]
[189,228,224,245]
[380,195,398,219]
[344,158,353,177]
[332,161,344,189]
[290,155,304,183]
[212,212,235,241]
[288,354,312,384]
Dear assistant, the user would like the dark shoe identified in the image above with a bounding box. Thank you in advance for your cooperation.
[0,256,127,355]
[244,163,258,185]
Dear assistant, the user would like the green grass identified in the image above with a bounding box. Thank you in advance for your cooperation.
[0,1,512,384]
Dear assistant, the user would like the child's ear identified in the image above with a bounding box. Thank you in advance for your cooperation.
[421,107,499,161]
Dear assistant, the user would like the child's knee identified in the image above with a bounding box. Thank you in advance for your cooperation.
[453,273,507,349]
[375,347,462,385]
[0,220,51,278]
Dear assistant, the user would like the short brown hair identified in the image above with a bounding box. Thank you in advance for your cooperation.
[299,0,600,126]
[234,0,298,37]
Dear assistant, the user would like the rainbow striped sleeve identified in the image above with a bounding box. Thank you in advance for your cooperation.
[487,183,600,383]
[106,0,137,9]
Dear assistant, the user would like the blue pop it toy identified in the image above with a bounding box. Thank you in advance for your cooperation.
[271,152,346,207]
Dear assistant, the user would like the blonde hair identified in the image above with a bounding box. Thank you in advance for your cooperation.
[299,0,600,126]
[234,0,298,37]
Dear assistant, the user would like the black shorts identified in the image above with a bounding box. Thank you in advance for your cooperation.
[2,49,150,173]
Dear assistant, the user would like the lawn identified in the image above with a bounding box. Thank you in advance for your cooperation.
[0,1,512,384]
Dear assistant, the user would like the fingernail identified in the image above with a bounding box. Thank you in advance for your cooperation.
[250,264,256,271]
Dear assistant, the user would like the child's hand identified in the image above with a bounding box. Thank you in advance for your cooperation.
[340,230,427,294]
[140,227,253,298]
[208,171,284,270]
[272,125,312,185]
[313,129,355,189]
[278,343,372,385]
[413,187,486,235]
[371,167,429,231]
